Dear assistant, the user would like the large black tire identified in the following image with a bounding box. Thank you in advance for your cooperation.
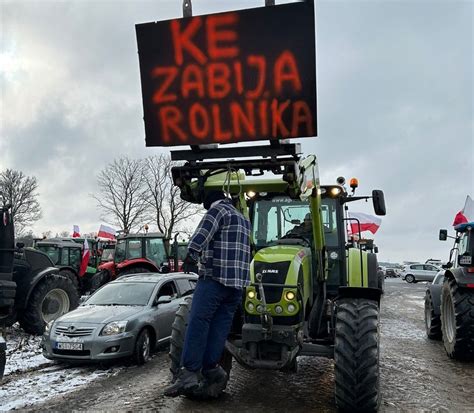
[90,270,110,292]
[59,269,79,290]
[0,348,5,380]
[169,296,233,384]
[19,275,80,335]
[119,267,151,277]
[133,328,152,365]
[334,298,380,412]
[424,291,442,340]
[440,278,474,360]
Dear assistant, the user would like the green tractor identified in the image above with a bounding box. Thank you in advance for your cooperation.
[35,238,97,294]
[168,143,386,410]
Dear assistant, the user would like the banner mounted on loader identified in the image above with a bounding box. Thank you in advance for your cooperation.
[136,1,317,147]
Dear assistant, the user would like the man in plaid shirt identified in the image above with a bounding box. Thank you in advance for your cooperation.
[165,190,251,397]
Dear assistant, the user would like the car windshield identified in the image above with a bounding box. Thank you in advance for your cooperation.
[86,282,155,306]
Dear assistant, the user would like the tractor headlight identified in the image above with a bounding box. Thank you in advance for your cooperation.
[247,302,255,312]
[287,304,296,313]
[275,305,283,314]
[330,187,341,196]
[101,321,128,336]
[285,291,295,301]
[247,290,256,299]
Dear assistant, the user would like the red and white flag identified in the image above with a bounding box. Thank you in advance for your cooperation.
[79,239,90,276]
[453,195,474,226]
[98,224,116,240]
[72,225,80,238]
[347,212,382,235]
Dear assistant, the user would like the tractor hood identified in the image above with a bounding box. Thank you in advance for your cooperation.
[251,245,311,286]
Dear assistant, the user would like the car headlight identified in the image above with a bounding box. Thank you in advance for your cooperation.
[101,321,128,336]
[44,320,55,333]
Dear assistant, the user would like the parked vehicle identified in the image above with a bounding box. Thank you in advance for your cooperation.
[91,233,170,292]
[36,238,96,294]
[401,263,440,283]
[385,268,398,278]
[424,270,445,339]
[42,272,197,364]
[438,223,474,360]
[0,202,16,379]
[168,144,386,408]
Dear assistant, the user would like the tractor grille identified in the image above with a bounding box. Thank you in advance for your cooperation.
[55,326,95,337]
[253,261,291,304]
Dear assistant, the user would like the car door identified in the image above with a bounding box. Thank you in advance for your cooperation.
[153,280,180,340]
[423,265,438,281]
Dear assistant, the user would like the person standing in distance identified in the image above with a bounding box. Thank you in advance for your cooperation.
[164,190,251,397]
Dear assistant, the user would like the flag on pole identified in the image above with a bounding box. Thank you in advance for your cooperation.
[453,195,473,226]
[79,239,90,276]
[72,225,80,238]
[98,224,116,240]
[347,212,382,235]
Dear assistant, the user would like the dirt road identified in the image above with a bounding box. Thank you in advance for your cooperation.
[5,279,474,411]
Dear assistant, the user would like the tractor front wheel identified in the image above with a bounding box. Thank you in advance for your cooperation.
[90,270,110,292]
[334,298,380,412]
[440,278,474,360]
[424,291,441,340]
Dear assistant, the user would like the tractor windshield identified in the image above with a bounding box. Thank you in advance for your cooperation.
[36,245,60,265]
[252,196,340,248]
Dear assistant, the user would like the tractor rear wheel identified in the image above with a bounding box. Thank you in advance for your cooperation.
[440,278,474,360]
[0,348,5,380]
[334,298,380,412]
[424,291,441,340]
[19,275,79,335]
[119,267,151,277]
[169,296,232,397]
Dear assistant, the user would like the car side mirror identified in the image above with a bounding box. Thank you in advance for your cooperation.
[155,295,172,305]
[372,190,386,216]
[442,262,453,269]
[458,254,473,267]
[439,229,448,241]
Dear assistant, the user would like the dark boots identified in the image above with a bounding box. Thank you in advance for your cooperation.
[163,368,201,397]
[164,365,228,398]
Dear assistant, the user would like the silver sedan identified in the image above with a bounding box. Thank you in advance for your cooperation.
[42,272,197,364]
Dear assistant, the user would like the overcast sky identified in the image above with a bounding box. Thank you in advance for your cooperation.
[1,0,472,263]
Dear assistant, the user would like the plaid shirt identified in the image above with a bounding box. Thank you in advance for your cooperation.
[188,199,251,289]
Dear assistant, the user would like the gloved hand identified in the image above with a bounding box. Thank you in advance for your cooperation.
[182,252,198,273]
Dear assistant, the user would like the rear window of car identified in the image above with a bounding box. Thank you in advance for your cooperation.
[86,282,156,306]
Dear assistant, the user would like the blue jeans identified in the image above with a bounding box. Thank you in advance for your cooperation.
[181,277,242,372]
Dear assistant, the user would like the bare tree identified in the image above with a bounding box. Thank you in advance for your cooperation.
[143,155,202,239]
[0,169,42,235]
[94,157,149,233]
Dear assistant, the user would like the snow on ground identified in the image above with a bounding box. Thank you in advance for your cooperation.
[3,324,53,376]
[1,324,124,411]
[0,364,122,410]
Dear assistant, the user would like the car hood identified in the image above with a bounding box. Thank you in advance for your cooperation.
[57,305,145,324]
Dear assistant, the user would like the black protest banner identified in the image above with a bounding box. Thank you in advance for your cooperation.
[136,1,317,147]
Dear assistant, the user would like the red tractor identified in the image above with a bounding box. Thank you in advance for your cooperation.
[90,232,170,291]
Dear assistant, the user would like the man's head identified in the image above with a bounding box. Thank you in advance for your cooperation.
[203,190,226,210]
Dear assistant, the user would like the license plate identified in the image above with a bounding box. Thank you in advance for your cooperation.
[56,342,83,351]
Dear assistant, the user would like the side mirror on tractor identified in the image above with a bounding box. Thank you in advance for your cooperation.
[372,190,386,216]
[439,229,448,241]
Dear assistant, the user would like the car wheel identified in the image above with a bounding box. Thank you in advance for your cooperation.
[133,328,151,365]
[405,274,415,283]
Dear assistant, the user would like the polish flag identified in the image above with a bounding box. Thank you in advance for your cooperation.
[347,212,382,235]
[98,224,116,240]
[79,239,90,276]
[72,225,80,238]
[453,195,473,226]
